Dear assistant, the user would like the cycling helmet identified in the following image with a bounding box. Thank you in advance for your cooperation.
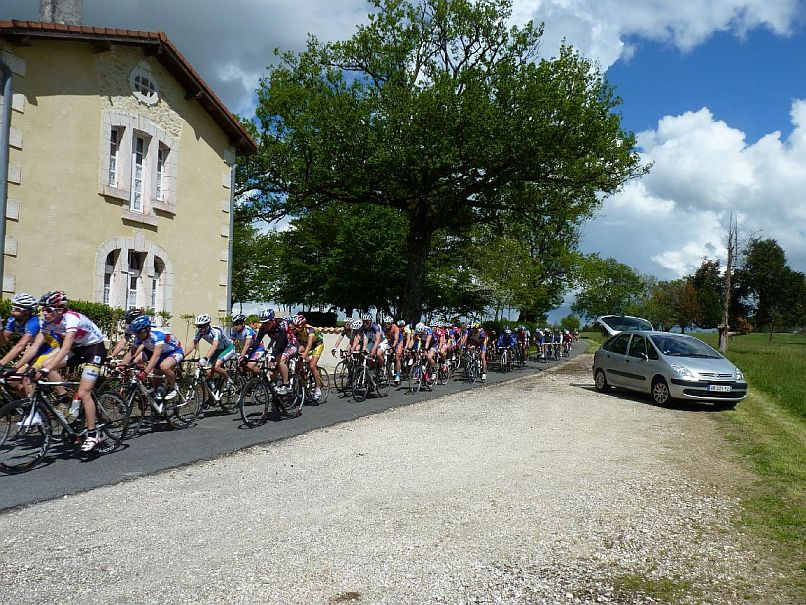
[10,292,37,310]
[292,313,306,326]
[350,319,362,330]
[415,321,426,331]
[259,309,275,322]
[361,312,373,321]
[124,308,143,323]
[194,313,211,326]
[232,313,246,324]
[396,320,406,327]
[130,315,151,332]
[39,290,67,308]
[382,315,393,324]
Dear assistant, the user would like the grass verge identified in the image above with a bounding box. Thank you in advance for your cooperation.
[690,331,806,600]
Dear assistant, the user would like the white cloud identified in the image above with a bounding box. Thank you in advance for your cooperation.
[583,99,806,278]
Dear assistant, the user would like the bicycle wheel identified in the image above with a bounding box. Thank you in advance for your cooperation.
[316,366,330,403]
[0,401,51,473]
[409,364,422,394]
[125,390,151,437]
[239,378,270,428]
[93,392,129,454]
[219,369,245,413]
[374,367,388,397]
[284,378,304,416]
[467,357,479,383]
[168,376,203,429]
[335,361,351,394]
[353,366,370,402]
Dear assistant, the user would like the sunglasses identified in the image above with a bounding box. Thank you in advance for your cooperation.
[42,306,59,313]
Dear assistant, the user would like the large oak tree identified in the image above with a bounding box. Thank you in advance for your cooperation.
[238,0,645,322]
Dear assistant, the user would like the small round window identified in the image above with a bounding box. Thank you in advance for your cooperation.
[129,66,159,105]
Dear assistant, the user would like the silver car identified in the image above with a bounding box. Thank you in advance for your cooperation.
[592,330,747,408]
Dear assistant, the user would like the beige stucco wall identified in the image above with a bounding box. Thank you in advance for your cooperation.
[2,39,235,324]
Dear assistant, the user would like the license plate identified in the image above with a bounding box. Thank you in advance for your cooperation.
[708,384,732,392]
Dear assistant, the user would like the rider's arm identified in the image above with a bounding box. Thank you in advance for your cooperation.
[203,338,220,361]
[15,331,46,370]
[300,332,313,358]
[110,335,130,358]
[143,343,161,375]
[0,330,31,366]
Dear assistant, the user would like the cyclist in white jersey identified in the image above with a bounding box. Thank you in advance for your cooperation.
[184,313,235,389]
[19,291,107,451]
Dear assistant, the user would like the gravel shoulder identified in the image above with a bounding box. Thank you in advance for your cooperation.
[0,355,781,604]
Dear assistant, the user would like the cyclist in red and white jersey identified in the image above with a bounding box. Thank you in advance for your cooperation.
[18,291,108,451]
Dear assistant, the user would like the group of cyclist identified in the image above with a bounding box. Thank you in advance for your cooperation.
[0,288,578,452]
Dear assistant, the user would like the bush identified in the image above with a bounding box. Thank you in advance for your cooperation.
[68,300,126,341]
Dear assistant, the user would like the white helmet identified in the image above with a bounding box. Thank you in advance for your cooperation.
[11,292,38,310]
[361,312,373,321]
[415,322,426,333]
[382,315,393,324]
[194,313,211,326]
[351,319,362,330]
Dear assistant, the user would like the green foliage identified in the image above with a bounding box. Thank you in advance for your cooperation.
[560,314,580,331]
[571,254,644,320]
[239,0,646,321]
[692,259,723,328]
[735,238,806,333]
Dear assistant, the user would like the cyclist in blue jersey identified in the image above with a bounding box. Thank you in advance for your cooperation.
[496,328,516,350]
[351,312,384,367]
[231,314,264,377]
[129,315,184,400]
[0,293,66,402]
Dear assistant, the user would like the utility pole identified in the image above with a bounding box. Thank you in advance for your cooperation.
[719,214,738,352]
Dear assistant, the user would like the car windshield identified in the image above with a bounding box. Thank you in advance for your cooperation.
[649,334,722,359]
[600,316,653,332]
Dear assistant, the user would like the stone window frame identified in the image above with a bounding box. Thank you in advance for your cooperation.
[94,236,174,318]
[99,110,178,223]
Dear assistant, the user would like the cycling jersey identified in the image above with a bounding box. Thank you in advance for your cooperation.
[193,326,232,350]
[231,325,266,353]
[133,329,183,355]
[5,315,58,357]
[383,324,399,345]
[515,330,529,343]
[360,322,383,344]
[497,334,516,347]
[297,325,324,348]
[411,328,433,350]
[41,310,105,347]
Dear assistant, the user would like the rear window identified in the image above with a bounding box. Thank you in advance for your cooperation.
[600,316,654,332]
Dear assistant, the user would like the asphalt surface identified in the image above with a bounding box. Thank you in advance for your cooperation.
[0,342,589,511]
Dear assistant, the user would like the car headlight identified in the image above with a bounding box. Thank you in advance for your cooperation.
[735,369,744,381]
[671,364,694,379]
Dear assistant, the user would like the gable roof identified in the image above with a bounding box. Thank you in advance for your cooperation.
[0,20,258,154]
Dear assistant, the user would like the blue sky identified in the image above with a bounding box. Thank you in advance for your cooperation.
[607,28,806,144]
[4,0,806,305]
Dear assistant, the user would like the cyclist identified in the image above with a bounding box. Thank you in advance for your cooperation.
[533,327,545,360]
[0,293,65,405]
[496,328,516,352]
[231,313,264,377]
[292,314,324,401]
[245,309,298,395]
[18,291,107,451]
[410,322,436,377]
[462,323,488,382]
[515,325,530,362]
[184,314,235,398]
[331,319,355,357]
[394,319,411,384]
[351,313,384,368]
[109,308,145,359]
[128,315,184,401]
[380,315,399,380]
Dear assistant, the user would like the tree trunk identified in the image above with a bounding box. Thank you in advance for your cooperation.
[401,207,434,325]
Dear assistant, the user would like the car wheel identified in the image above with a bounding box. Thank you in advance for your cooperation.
[594,369,610,393]
[651,377,671,406]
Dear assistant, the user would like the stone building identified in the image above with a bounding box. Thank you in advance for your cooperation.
[0,20,257,322]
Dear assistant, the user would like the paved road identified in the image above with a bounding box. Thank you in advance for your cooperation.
[0,344,589,511]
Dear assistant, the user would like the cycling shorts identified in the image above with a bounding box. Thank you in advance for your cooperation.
[247,349,265,362]
[309,343,324,359]
[143,347,185,365]
[282,344,298,359]
[210,344,236,364]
